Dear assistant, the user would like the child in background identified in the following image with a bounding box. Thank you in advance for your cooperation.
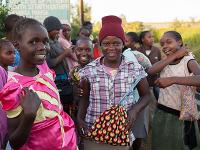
[125,32,151,70]
[69,37,93,118]
[58,23,78,71]
[69,37,93,150]
[4,14,23,69]
[43,16,74,114]
[149,31,200,150]
[124,32,152,150]
[72,27,91,45]
[0,39,15,150]
[138,31,161,100]
[0,18,76,150]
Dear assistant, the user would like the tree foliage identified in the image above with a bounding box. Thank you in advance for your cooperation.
[70,1,91,39]
[0,5,9,38]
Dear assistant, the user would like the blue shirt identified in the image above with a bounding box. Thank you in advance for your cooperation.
[12,49,20,67]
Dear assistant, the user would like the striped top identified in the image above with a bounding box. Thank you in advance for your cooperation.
[0,62,76,150]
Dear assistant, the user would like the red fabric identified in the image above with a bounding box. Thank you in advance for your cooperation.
[99,15,125,44]
[93,47,101,59]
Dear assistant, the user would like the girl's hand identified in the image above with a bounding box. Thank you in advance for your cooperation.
[155,77,175,88]
[20,87,41,119]
[125,107,139,131]
[174,46,188,59]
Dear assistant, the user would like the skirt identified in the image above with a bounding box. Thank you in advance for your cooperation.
[152,107,197,150]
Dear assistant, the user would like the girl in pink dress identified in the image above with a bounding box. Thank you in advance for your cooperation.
[58,23,78,71]
[0,18,76,150]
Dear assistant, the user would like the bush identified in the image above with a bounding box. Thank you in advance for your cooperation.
[0,5,9,38]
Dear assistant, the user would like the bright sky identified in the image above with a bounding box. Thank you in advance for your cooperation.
[72,0,200,22]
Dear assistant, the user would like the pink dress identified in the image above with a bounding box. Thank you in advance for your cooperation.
[0,62,76,150]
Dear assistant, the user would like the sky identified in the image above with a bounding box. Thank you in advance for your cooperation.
[71,0,200,22]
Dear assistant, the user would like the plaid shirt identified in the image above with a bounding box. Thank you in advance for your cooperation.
[79,56,147,128]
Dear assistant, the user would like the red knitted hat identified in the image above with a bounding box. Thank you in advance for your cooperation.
[99,15,125,44]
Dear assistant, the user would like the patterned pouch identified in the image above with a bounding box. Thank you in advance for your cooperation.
[179,85,199,121]
[86,77,142,146]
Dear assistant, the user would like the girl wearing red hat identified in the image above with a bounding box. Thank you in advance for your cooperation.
[77,15,151,150]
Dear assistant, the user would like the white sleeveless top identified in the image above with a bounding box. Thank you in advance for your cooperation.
[158,54,194,110]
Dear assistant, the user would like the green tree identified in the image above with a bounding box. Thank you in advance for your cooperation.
[0,5,9,38]
[70,2,91,39]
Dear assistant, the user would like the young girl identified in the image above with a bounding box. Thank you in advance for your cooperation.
[138,31,161,100]
[0,18,76,150]
[58,23,78,71]
[69,37,93,119]
[0,39,15,150]
[77,15,151,150]
[69,37,93,150]
[149,31,200,150]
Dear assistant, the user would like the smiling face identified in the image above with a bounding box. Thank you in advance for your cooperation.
[0,42,15,67]
[160,32,182,56]
[101,36,123,62]
[75,39,92,66]
[17,24,49,66]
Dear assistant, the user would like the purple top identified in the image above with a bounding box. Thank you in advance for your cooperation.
[0,66,8,149]
[0,66,7,89]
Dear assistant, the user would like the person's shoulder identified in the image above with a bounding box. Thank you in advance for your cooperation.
[182,52,195,63]
[152,46,161,52]
[133,50,145,56]
[0,66,6,74]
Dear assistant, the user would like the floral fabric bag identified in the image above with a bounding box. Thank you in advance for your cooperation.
[86,77,141,146]
[179,85,199,121]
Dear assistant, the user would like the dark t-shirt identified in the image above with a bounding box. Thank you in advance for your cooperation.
[46,39,69,78]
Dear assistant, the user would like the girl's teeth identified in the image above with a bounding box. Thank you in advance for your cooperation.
[36,55,46,59]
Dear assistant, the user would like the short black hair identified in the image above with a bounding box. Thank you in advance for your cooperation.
[126,32,139,43]
[76,37,92,46]
[12,18,42,41]
[0,39,12,51]
[77,27,90,36]
[164,30,182,41]
[4,14,23,33]
[164,30,183,47]
[83,21,92,26]
[139,31,150,44]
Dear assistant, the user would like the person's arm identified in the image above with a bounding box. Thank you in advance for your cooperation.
[126,77,151,131]
[77,77,90,134]
[155,60,200,88]
[46,50,67,68]
[157,48,162,61]
[148,48,188,75]
[8,88,41,149]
